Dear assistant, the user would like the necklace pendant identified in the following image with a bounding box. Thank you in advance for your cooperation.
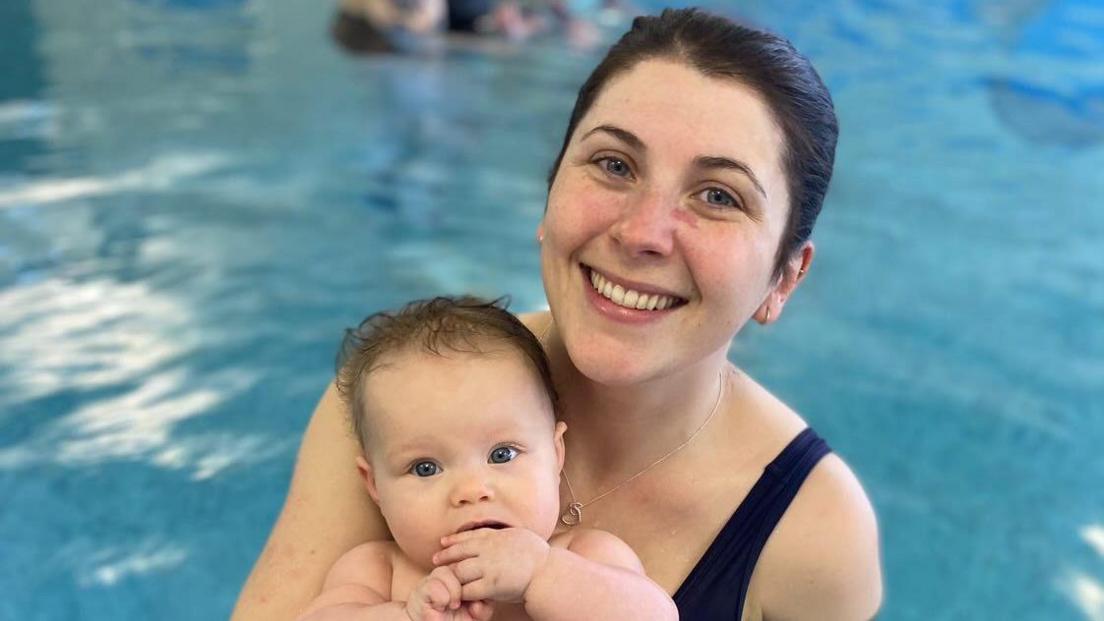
[559,502,583,527]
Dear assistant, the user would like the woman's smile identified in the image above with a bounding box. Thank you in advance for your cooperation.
[541,59,791,384]
[582,264,689,322]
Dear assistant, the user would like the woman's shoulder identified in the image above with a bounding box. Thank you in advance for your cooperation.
[752,449,883,619]
[724,373,882,618]
[517,309,551,333]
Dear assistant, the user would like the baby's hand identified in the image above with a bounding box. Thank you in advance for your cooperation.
[434,527,551,604]
[406,566,494,621]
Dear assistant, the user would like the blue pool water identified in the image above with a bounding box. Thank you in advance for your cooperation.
[1,0,1101,619]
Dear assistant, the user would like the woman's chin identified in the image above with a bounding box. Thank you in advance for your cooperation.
[563,337,668,387]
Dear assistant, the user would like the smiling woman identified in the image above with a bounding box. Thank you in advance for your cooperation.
[233,9,882,621]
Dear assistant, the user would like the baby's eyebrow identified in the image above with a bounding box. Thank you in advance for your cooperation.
[386,438,436,460]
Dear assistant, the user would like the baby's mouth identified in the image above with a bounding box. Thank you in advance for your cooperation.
[454,520,511,534]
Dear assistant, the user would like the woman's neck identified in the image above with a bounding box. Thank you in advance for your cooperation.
[545,330,734,489]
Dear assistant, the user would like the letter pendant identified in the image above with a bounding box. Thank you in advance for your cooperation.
[559,502,583,527]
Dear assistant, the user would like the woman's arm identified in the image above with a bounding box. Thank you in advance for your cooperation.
[232,382,392,621]
[755,455,883,621]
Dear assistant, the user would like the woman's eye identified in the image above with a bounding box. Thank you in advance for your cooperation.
[701,187,739,208]
[598,157,632,178]
[488,446,518,464]
[410,461,439,477]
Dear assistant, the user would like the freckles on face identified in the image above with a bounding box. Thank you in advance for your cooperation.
[671,207,699,229]
[539,60,797,381]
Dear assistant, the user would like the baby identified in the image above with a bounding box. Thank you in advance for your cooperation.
[298,296,675,621]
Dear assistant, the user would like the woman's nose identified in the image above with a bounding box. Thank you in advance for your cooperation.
[449,472,494,506]
[609,188,676,258]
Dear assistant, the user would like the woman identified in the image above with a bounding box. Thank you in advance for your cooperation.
[234,8,883,620]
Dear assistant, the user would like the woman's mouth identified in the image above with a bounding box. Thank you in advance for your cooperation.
[583,265,688,311]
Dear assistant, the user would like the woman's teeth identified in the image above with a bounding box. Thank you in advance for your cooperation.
[590,270,678,311]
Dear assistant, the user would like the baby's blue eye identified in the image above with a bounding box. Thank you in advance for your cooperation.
[411,461,439,477]
[489,446,518,464]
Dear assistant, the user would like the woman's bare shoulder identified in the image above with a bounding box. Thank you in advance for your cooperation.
[753,451,883,620]
[517,309,551,332]
[231,381,391,621]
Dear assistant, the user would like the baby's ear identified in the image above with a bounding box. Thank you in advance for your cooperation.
[553,421,567,473]
[356,456,381,503]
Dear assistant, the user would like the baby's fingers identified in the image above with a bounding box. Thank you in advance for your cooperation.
[467,599,495,621]
[439,528,490,548]
[424,579,452,610]
[459,578,494,603]
[427,566,463,610]
[433,540,481,566]
[449,558,484,586]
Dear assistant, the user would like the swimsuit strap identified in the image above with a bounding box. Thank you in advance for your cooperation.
[673,427,832,619]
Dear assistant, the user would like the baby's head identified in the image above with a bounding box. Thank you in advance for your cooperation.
[335,296,565,569]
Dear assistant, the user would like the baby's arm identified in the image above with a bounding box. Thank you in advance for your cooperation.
[299,542,494,621]
[435,528,677,621]
[526,529,677,621]
[296,542,407,621]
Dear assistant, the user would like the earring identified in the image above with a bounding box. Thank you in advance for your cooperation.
[764,307,772,322]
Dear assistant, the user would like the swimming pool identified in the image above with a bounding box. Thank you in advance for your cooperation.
[1,0,1101,619]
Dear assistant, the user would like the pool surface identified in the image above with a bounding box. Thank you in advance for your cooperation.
[1,0,1102,619]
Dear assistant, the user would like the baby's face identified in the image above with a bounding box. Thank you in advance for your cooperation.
[360,348,564,570]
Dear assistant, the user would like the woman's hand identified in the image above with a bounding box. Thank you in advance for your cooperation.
[434,528,552,604]
[406,566,494,621]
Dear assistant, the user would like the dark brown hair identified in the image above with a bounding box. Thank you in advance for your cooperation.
[335,296,557,451]
[548,8,838,276]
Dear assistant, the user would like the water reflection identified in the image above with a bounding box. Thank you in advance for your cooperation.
[0,153,226,208]
[1083,525,1104,557]
[1061,572,1104,621]
[72,539,189,587]
[0,276,271,481]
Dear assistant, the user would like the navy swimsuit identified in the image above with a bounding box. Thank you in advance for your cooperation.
[673,428,832,619]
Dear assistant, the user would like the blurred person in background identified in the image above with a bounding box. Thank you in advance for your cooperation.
[332,0,605,53]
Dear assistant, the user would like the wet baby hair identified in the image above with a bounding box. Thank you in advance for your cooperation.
[335,296,558,452]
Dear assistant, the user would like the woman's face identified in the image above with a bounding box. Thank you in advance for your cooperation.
[541,59,801,385]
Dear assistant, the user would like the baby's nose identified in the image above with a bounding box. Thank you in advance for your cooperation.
[449,473,494,506]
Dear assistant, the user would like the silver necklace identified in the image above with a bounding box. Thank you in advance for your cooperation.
[559,368,727,527]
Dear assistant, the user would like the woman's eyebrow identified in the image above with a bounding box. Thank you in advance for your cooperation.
[580,124,646,152]
[694,156,767,199]
[581,126,768,199]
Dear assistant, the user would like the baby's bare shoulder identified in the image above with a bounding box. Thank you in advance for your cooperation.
[323,540,401,594]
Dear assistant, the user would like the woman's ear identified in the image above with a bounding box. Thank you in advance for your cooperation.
[536,221,545,244]
[356,456,381,504]
[756,241,814,325]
